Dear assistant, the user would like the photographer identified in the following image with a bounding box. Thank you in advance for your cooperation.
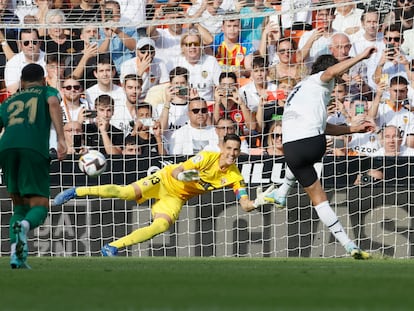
[371,24,412,90]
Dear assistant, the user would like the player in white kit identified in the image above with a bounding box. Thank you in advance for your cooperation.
[269,47,377,259]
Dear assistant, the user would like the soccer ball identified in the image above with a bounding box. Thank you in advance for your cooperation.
[78,150,107,177]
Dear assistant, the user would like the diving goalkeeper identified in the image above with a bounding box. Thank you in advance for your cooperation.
[53,134,276,256]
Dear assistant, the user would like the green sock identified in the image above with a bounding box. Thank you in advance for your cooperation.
[24,206,49,229]
[10,205,30,244]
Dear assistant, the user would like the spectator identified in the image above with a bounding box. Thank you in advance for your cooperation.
[258,18,282,65]
[0,0,19,71]
[84,94,124,155]
[60,75,91,124]
[45,53,65,89]
[263,120,284,156]
[63,120,87,154]
[239,55,277,114]
[85,54,126,109]
[268,38,308,81]
[368,75,413,144]
[116,0,146,25]
[298,6,336,69]
[122,135,142,155]
[280,0,312,31]
[371,24,412,91]
[154,67,193,154]
[382,0,414,33]
[5,28,46,94]
[169,30,221,102]
[212,71,255,138]
[63,25,99,89]
[186,0,225,36]
[346,95,381,156]
[40,9,81,57]
[149,7,213,68]
[255,76,296,134]
[349,8,384,57]
[326,77,350,126]
[329,32,372,98]
[119,37,169,99]
[65,0,102,25]
[97,0,138,74]
[371,125,414,156]
[238,0,275,50]
[212,18,254,77]
[111,74,143,136]
[128,103,165,156]
[331,0,363,35]
[203,116,249,154]
[170,97,217,155]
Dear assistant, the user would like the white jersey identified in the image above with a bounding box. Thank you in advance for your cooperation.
[172,55,222,102]
[239,81,277,112]
[169,124,218,155]
[110,102,135,136]
[154,28,186,70]
[85,84,126,110]
[282,72,334,143]
[373,100,414,144]
[298,31,332,68]
[348,132,381,156]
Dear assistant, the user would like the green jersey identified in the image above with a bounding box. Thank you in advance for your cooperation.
[0,86,60,159]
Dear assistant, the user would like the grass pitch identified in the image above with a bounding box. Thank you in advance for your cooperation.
[0,257,413,311]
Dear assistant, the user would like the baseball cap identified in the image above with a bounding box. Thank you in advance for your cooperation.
[136,37,156,50]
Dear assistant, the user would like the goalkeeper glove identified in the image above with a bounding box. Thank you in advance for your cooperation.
[177,169,200,182]
[253,185,276,208]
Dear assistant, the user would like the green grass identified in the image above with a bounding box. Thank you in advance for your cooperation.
[0,257,413,311]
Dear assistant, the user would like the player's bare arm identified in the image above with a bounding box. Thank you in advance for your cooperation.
[321,46,377,82]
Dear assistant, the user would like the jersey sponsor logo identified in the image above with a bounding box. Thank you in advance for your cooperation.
[191,154,203,164]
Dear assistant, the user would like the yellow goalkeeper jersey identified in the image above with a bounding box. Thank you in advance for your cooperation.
[160,151,246,201]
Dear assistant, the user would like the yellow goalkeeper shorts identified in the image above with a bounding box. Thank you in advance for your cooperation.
[134,172,185,223]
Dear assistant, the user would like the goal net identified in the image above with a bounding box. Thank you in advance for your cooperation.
[0,0,413,259]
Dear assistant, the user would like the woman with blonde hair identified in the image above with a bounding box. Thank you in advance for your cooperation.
[264,120,284,156]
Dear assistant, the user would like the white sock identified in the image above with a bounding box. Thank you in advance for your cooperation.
[276,167,296,198]
[315,201,351,247]
[10,243,16,255]
[20,220,30,233]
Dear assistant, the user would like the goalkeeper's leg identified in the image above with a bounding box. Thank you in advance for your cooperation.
[76,184,138,200]
[110,217,171,249]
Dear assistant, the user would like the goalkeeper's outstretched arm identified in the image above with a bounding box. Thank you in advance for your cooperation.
[239,185,276,212]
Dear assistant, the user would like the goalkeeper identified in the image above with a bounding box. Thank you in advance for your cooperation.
[54,134,276,256]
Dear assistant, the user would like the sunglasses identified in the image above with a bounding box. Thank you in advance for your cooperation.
[385,37,400,42]
[191,108,208,114]
[63,85,81,91]
[184,41,200,47]
[22,40,39,47]
[273,133,283,139]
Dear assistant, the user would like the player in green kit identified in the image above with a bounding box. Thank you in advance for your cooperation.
[0,64,67,269]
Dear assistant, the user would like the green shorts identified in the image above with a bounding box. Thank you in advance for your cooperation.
[0,148,50,198]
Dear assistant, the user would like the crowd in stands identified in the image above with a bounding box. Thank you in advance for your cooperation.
[0,0,414,158]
